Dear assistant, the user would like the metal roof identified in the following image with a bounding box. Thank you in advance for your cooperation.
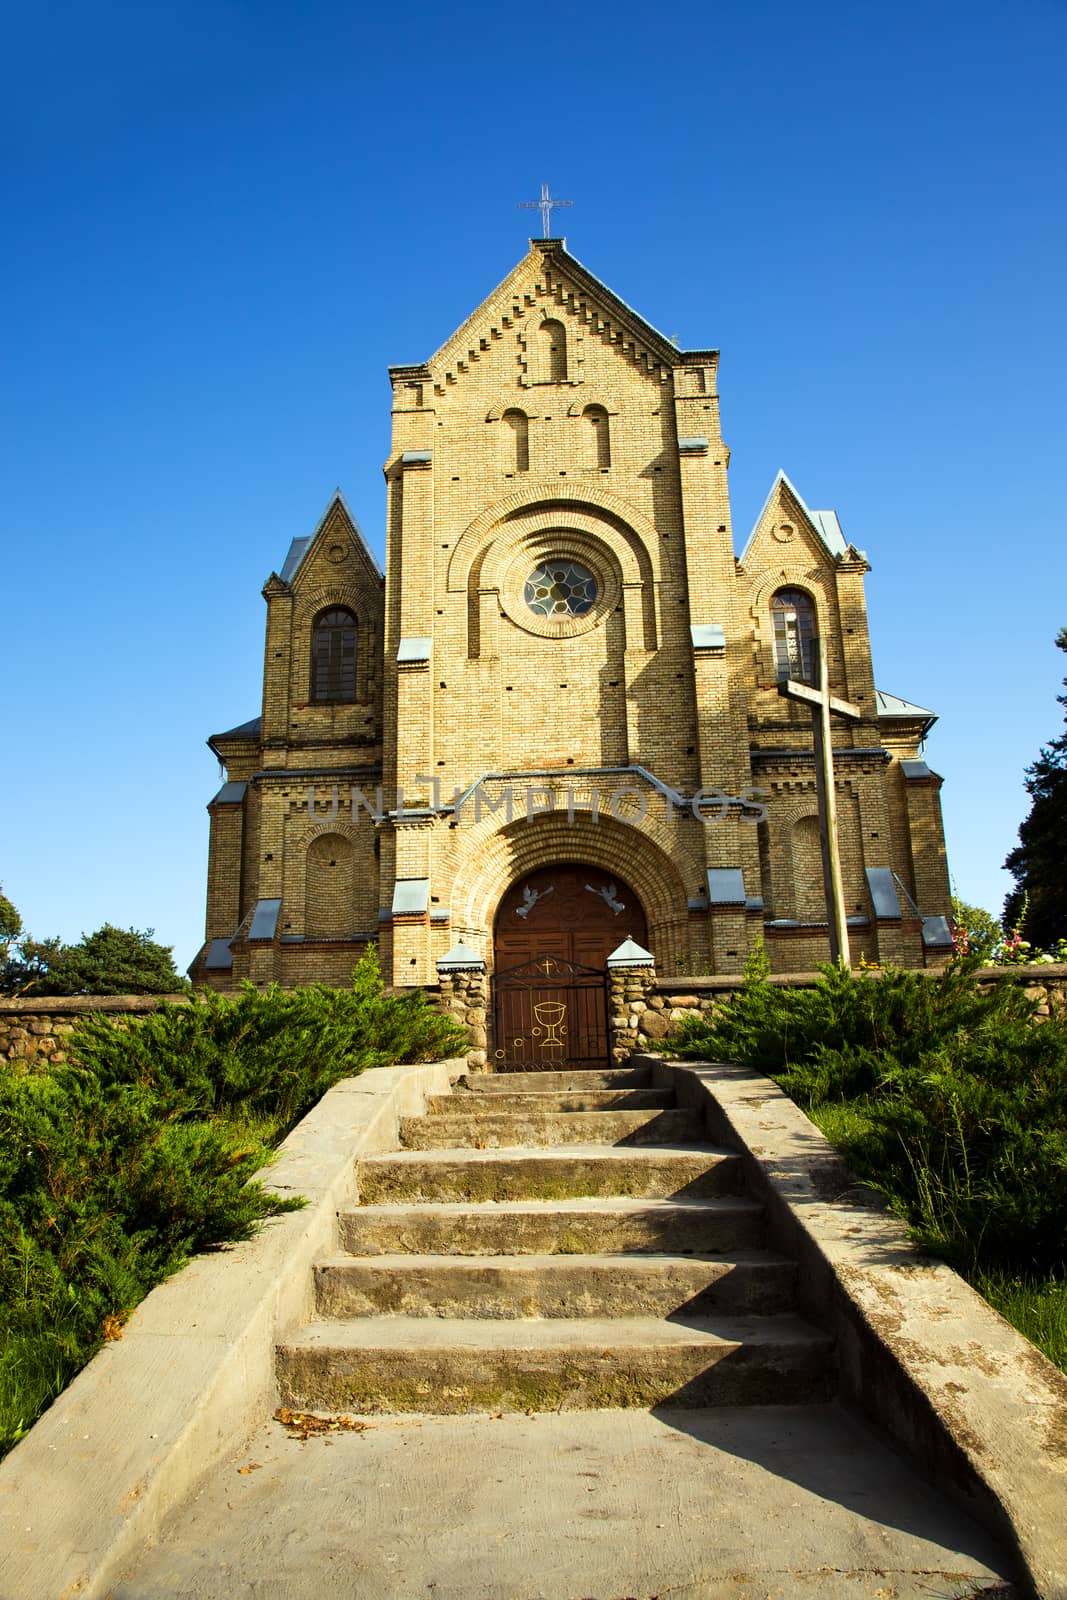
[606,936,655,968]
[392,878,430,915]
[898,759,934,780]
[248,898,282,940]
[210,781,247,805]
[436,939,486,972]
[707,868,747,906]
[690,624,726,650]
[280,537,312,585]
[865,869,902,921]
[204,938,233,970]
[209,715,261,744]
[922,915,953,948]
[876,689,937,721]
[397,637,432,664]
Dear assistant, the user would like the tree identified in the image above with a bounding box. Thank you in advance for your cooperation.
[1003,627,1067,950]
[0,887,55,996]
[949,896,1002,960]
[0,886,22,964]
[30,925,189,996]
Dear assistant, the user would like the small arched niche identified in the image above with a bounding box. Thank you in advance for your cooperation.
[536,318,568,382]
[502,408,530,472]
[305,833,354,937]
[582,404,610,468]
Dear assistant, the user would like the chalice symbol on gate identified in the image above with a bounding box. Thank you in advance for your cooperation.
[531,1000,567,1050]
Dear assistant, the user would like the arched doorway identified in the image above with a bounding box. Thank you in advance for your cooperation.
[492,865,648,1071]
[494,863,648,970]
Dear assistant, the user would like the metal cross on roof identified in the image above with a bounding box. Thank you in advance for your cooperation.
[778,635,862,968]
[518,182,574,239]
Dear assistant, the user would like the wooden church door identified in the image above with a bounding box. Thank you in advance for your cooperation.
[491,865,647,1071]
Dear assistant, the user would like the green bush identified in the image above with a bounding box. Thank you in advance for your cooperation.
[69,947,467,1136]
[665,956,1067,1278]
[0,950,467,1455]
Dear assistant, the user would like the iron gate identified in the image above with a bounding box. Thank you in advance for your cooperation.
[491,956,609,1072]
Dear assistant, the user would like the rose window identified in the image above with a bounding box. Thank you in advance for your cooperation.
[524,560,598,618]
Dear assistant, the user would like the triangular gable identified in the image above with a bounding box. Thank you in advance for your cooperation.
[420,239,715,394]
[740,470,856,566]
[277,490,382,590]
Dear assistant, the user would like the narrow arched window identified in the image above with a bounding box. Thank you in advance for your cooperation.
[771,589,815,683]
[502,408,529,471]
[311,607,357,702]
[537,319,568,382]
[583,404,610,468]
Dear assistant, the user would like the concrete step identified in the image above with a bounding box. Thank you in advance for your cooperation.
[460,1067,651,1093]
[429,1087,675,1114]
[314,1250,797,1319]
[339,1196,766,1256]
[356,1145,742,1204]
[399,1107,702,1150]
[276,1313,835,1414]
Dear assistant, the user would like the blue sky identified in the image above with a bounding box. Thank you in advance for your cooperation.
[3,0,1065,971]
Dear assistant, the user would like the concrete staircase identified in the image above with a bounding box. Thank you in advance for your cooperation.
[276,1062,835,1415]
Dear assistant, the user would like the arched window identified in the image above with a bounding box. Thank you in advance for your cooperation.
[310,608,357,702]
[770,588,815,683]
[582,404,610,468]
[502,408,529,471]
[537,318,568,382]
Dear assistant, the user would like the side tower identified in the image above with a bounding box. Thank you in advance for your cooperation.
[190,494,385,987]
[739,472,952,968]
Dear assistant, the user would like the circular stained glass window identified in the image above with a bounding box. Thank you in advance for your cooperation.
[524,560,598,618]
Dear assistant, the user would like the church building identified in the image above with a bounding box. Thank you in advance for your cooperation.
[191,238,953,1013]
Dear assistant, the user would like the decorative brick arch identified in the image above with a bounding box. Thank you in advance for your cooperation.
[744,564,840,689]
[446,481,672,594]
[448,810,689,972]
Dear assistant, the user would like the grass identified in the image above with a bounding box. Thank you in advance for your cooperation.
[803,1098,1067,1374]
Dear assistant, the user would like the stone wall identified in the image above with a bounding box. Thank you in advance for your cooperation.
[619,963,1067,1049]
[0,995,191,1065]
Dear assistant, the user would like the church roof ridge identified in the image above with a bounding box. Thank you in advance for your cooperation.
[279,489,382,587]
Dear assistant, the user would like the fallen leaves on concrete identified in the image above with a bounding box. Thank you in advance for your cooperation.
[273,1407,369,1441]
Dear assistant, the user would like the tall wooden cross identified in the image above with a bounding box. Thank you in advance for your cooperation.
[518,182,574,239]
[778,634,862,967]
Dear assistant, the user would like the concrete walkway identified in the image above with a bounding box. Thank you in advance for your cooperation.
[112,1403,1013,1599]
[108,1060,1017,1598]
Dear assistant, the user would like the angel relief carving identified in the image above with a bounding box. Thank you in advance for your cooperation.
[515,883,555,919]
[585,881,625,914]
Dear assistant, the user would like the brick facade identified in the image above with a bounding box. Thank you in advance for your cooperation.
[189,239,952,991]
